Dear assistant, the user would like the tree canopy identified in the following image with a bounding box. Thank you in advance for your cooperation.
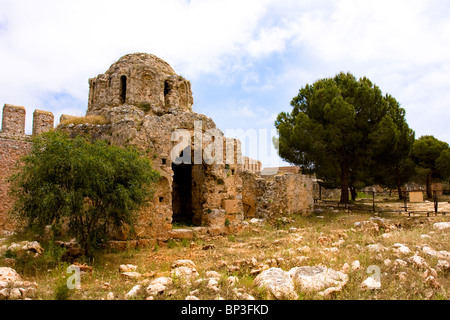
[8,131,160,256]
[275,72,413,203]
[411,135,449,198]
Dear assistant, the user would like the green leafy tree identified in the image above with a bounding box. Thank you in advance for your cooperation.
[369,94,415,199]
[275,72,412,203]
[437,148,450,181]
[9,131,160,256]
[411,135,449,198]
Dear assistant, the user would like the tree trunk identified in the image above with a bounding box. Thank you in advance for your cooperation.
[340,164,350,204]
[350,185,357,201]
[395,167,403,200]
[426,172,433,199]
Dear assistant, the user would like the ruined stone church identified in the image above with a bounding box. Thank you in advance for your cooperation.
[0,53,313,244]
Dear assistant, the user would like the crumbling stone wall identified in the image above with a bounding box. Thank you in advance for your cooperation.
[59,53,245,241]
[241,170,314,219]
[0,104,54,232]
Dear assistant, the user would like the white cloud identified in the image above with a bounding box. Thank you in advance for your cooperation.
[0,0,449,147]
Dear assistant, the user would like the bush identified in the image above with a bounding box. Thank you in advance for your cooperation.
[8,131,160,257]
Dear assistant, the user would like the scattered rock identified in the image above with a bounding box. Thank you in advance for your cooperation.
[0,267,21,283]
[205,271,221,279]
[422,246,450,261]
[408,255,429,269]
[425,276,440,289]
[249,218,264,225]
[171,260,197,269]
[361,277,381,290]
[106,292,115,300]
[392,243,412,255]
[0,268,37,300]
[435,260,450,272]
[202,244,215,250]
[120,272,141,279]
[384,259,392,267]
[288,266,348,293]
[185,295,199,300]
[71,262,93,273]
[397,272,408,282]
[151,277,173,287]
[172,266,198,280]
[206,279,220,292]
[227,276,238,287]
[21,241,44,256]
[433,222,450,230]
[394,259,408,268]
[351,260,361,271]
[297,246,311,254]
[366,244,387,253]
[254,268,298,300]
[125,285,142,299]
[119,264,138,273]
[146,282,166,296]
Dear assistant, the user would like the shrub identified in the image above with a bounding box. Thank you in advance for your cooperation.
[8,131,160,257]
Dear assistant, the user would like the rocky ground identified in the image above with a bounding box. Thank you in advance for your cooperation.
[0,203,449,300]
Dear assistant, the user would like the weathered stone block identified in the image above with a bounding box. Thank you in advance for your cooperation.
[222,199,240,214]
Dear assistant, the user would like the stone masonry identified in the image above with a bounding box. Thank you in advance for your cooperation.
[0,53,314,243]
[0,104,54,231]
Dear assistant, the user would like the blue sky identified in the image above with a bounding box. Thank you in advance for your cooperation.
[1,0,450,168]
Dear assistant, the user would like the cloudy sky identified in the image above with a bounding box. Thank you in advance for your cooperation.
[1,0,449,167]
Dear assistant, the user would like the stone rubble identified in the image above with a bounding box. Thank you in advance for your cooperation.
[0,267,37,300]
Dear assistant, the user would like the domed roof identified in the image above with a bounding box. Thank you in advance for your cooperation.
[106,53,177,76]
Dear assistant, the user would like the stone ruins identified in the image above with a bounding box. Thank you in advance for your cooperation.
[0,53,313,245]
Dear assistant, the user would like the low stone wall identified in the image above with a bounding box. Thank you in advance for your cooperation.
[241,171,314,219]
[0,137,32,232]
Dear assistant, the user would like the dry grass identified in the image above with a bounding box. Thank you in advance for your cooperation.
[59,115,109,126]
[2,205,449,300]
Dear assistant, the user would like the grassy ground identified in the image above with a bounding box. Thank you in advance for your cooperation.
[1,204,449,300]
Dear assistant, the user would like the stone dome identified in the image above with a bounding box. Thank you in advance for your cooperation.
[87,53,193,115]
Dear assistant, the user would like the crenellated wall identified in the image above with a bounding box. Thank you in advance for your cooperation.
[0,104,54,232]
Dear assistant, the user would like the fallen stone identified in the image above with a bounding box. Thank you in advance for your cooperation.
[171,260,197,269]
[227,276,238,287]
[423,246,450,260]
[205,271,221,279]
[172,266,198,279]
[150,277,173,287]
[125,285,142,299]
[366,244,387,253]
[146,283,166,296]
[120,272,141,279]
[408,255,429,269]
[185,295,199,300]
[249,218,264,225]
[394,259,408,268]
[21,241,44,255]
[361,277,381,290]
[119,264,138,273]
[435,260,450,271]
[288,266,348,292]
[433,222,450,230]
[254,268,298,300]
[0,267,21,283]
[170,229,194,240]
